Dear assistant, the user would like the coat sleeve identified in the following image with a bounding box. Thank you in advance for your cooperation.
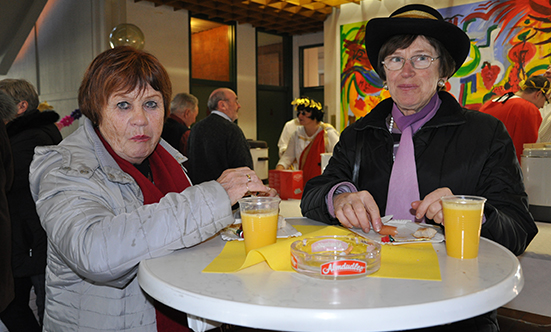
[30,151,233,288]
[476,121,538,256]
[228,124,254,170]
[325,127,341,152]
[277,132,298,169]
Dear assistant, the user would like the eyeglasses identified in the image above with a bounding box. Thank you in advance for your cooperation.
[297,110,311,116]
[382,55,440,71]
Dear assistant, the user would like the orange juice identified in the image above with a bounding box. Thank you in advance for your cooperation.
[241,209,278,254]
[442,197,485,259]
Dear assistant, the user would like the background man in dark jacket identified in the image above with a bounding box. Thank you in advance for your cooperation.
[0,79,62,330]
[0,90,15,322]
[187,88,253,184]
[161,92,198,157]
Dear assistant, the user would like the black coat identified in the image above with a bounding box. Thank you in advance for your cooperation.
[161,116,189,154]
[6,109,62,277]
[187,113,253,184]
[301,92,538,256]
[0,120,14,311]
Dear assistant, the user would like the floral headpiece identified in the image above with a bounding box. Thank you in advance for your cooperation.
[520,77,551,95]
[291,97,322,112]
[56,109,82,130]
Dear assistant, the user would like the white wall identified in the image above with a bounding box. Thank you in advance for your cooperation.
[126,0,190,96]
[236,23,257,140]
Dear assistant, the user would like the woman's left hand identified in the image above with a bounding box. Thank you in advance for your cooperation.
[217,167,277,205]
[411,187,453,224]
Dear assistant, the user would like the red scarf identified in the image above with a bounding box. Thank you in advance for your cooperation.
[299,130,325,185]
[95,128,191,331]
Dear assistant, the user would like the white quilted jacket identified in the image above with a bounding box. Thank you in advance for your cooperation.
[29,117,234,331]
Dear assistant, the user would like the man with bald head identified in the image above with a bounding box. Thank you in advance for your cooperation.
[187,88,253,184]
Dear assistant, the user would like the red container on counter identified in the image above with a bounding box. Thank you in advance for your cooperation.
[269,170,303,200]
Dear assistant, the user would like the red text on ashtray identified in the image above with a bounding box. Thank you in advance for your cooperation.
[320,260,367,276]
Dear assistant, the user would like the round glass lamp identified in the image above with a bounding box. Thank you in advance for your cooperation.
[109,23,145,50]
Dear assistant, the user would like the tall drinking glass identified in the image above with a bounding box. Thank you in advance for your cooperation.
[441,195,486,259]
[238,197,281,254]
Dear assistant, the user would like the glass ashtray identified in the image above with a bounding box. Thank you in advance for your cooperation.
[290,235,381,280]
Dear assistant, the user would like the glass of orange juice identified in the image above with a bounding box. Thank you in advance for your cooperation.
[238,197,281,254]
[441,195,487,259]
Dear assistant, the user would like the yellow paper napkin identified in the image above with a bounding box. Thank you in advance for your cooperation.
[203,225,441,281]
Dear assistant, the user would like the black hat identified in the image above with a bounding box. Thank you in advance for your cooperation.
[365,4,470,77]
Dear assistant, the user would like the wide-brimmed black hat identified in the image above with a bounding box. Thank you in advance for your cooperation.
[365,4,470,77]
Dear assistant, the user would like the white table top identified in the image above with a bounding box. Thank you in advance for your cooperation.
[138,217,523,332]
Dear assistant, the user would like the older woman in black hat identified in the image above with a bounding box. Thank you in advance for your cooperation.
[301,5,537,329]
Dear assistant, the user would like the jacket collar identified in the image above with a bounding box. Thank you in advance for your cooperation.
[353,91,466,131]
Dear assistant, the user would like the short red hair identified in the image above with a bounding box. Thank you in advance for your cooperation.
[78,46,172,125]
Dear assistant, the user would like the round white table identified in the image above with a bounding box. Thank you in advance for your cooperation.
[138,217,523,332]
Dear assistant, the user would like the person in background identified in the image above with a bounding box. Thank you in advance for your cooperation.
[537,64,551,142]
[29,46,273,332]
[478,75,548,162]
[276,96,340,184]
[161,92,198,157]
[0,78,62,330]
[301,4,537,331]
[187,88,254,185]
[0,90,15,327]
[277,118,300,157]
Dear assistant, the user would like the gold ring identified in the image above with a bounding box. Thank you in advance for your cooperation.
[246,173,252,182]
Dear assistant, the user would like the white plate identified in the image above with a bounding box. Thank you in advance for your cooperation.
[220,216,302,241]
[350,217,444,245]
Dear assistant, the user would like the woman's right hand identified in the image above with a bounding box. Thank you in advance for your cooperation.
[216,167,275,205]
[333,191,382,233]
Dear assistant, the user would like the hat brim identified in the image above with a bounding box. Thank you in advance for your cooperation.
[365,17,470,77]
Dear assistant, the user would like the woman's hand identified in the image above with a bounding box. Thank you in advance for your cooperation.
[333,191,383,233]
[216,167,277,205]
[411,187,453,224]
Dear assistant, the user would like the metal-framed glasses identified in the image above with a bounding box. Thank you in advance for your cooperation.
[382,55,440,71]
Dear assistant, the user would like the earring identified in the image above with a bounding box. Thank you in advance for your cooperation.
[383,82,388,90]
[437,79,446,88]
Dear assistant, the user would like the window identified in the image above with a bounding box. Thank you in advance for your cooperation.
[257,32,285,86]
[190,17,233,82]
[302,45,324,87]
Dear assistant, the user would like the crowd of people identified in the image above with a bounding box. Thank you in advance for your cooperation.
[0,3,547,332]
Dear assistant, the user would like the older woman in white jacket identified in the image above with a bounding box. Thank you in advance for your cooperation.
[29,46,273,332]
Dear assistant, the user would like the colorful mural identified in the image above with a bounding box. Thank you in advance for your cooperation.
[340,0,551,131]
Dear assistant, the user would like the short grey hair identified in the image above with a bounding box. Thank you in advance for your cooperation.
[0,89,17,122]
[207,89,227,111]
[170,93,198,114]
[0,78,40,112]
